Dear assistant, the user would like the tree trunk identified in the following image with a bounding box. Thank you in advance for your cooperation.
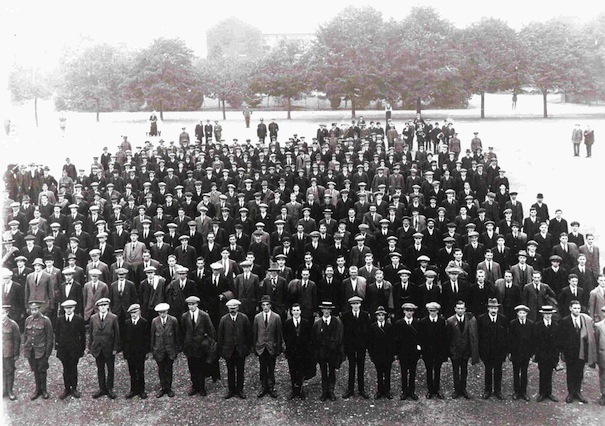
[96,99,100,123]
[416,98,421,114]
[480,92,485,119]
[542,91,548,118]
[351,98,356,118]
[34,97,39,127]
[286,97,291,120]
[222,99,226,120]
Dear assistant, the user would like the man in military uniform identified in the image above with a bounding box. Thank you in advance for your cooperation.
[3,304,21,400]
[89,297,120,399]
[22,300,54,400]
[55,299,86,399]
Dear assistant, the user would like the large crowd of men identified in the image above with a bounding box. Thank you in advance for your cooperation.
[2,115,605,407]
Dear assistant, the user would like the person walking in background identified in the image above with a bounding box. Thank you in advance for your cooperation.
[584,125,594,158]
[243,105,252,128]
[571,124,583,157]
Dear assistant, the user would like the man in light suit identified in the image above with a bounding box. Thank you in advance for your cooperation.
[82,269,109,322]
[551,233,580,273]
[341,266,367,308]
[252,295,283,398]
[85,249,110,287]
[150,303,180,398]
[23,258,53,315]
[218,299,252,399]
[476,249,502,283]
[123,230,146,269]
[510,250,534,288]
[446,300,479,399]
[595,306,605,405]
[89,298,120,399]
[588,275,605,322]
[181,296,215,397]
[522,271,557,322]
[579,233,600,276]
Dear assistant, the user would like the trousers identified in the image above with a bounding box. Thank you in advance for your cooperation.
[156,357,174,391]
[94,352,115,391]
[225,353,245,393]
[259,350,277,390]
[127,356,146,393]
[347,349,366,392]
[451,358,469,393]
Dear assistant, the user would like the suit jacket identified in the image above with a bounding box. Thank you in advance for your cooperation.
[588,287,605,322]
[165,278,197,318]
[476,260,502,283]
[579,244,600,276]
[82,281,109,321]
[312,316,345,367]
[283,317,312,360]
[446,313,479,362]
[522,283,556,322]
[394,317,421,361]
[58,281,84,316]
[534,319,560,365]
[477,313,509,361]
[2,281,25,323]
[24,270,54,313]
[86,261,110,286]
[341,310,371,353]
[551,243,580,272]
[259,276,288,315]
[558,314,597,365]
[368,321,396,366]
[418,315,448,362]
[200,275,233,327]
[2,318,20,358]
[123,316,150,359]
[570,266,597,293]
[595,320,605,368]
[252,310,283,356]
[287,279,317,320]
[89,312,120,357]
[150,314,180,361]
[109,279,138,315]
[139,276,167,318]
[511,264,534,287]
[508,318,535,362]
[55,313,86,360]
[218,312,252,359]
[181,309,216,358]
[233,273,260,318]
[341,277,368,306]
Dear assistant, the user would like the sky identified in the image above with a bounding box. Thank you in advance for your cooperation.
[4,0,604,69]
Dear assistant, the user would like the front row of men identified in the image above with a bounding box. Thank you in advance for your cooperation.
[3,295,605,405]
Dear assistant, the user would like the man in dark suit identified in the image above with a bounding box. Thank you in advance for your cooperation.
[559,274,587,312]
[446,300,479,399]
[2,269,25,328]
[165,266,196,320]
[287,268,317,322]
[341,296,371,399]
[55,299,86,399]
[218,299,252,399]
[109,268,138,349]
[395,302,422,400]
[89,298,120,399]
[419,302,448,399]
[259,265,288,322]
[441,267,470,318]
[252,295,283,398]
[181,296,216,397]
[368,306,396,399]
[477,298,509,400]
[313,301,345,401]
[534,305,560,402]
[150,302,180,398]
[558,300,597,403]
[57,268,83,317]
[522,271,556,322]
[139,266,166,321]
[283,303,313,399]
[123,304,150,399]
[233,260,260,321]
[509,305,535,401]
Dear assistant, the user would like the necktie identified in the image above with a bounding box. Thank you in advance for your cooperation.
[162,319,166,326]
[94,283,97,292]
[35,273,39,285]
[101,315,104,323]
[264,314,268,327]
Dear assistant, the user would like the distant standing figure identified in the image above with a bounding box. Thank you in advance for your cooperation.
[571,124,583,157]
[257,118,267,143]
[59,114,67,137]
[179,127,190,148]
[4,118,11,135]
[268,119,279,141]
[243,106,252,128]
[584,125,594,158]
[512,93,517,109]
[214,120,222,142]
[385,104,392,121]
[149,111,158,137]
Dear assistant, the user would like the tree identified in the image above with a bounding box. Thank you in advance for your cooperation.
[572,14,605,103]
[206,18,264,59]
[521,20,583,117]
[8,65,51,127]
[250,39,312,119]
[384,7,468,112]
[311,6,386,118]
[124,38,198,120]
[57,43,130,122]
[458,19,523,118]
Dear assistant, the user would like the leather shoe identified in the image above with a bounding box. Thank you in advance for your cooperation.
[320,392,328,401]
[329,392,336,401]
[359,391,370,399]
[299,390,306,400]
[400,392,407,400]
[565,394,574,403]
[576,393,588,404]
[224,391,235,399]
[41,391,49,400]
[385,392,393,400]
[156,390,165,398]
[107,390,116,399]
[461,391,472,399]
[536,394,545,402]
[31,391,41,401]
[125,391,137,399]
[512,392,519,400]
[268,390,277,398]
[451,392,459,399]
[342,390,353,399]
[426,392,433,399]
[482,391,491,400]
[409,393,419,401]
[199,388,207,397]
[521,394,530,402]
[92,390,106,399]
[139,391,147,399]
[375,392,382,400]
[494,392,504,400]
[166,390,175,398]
[8,392,16,401]
[188,387,198,396]
[435,392,444,400]
[257,388,268,398]
[547,394,559,402]
[289,392,298,400]
[238,391,247,399]
[71,389,81,399]
[59,390,70,400]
